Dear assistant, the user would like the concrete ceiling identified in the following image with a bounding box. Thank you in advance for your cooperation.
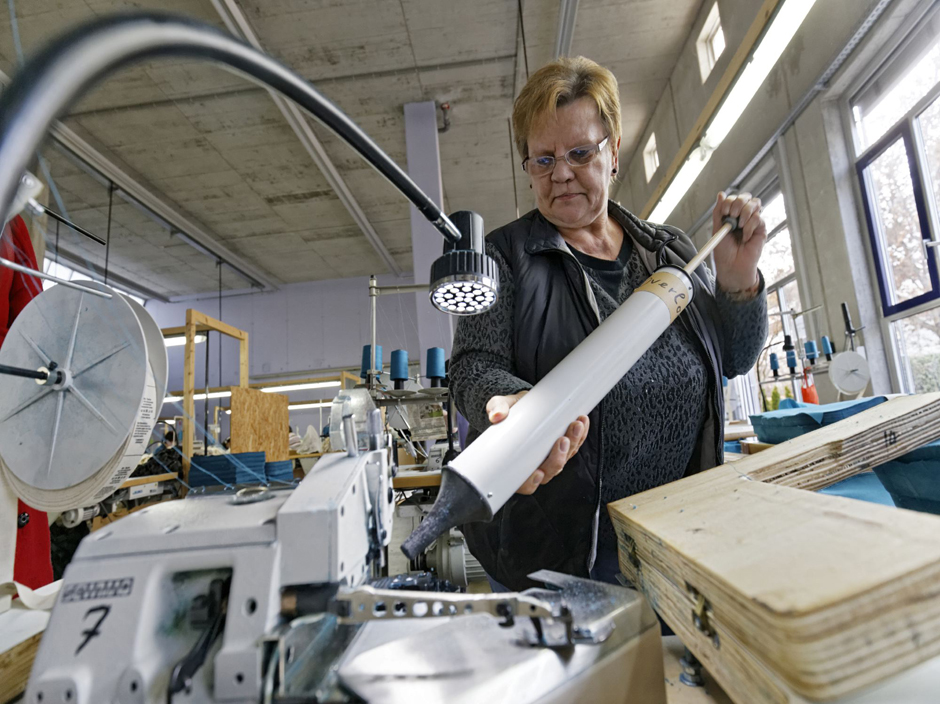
[0,0,702,298]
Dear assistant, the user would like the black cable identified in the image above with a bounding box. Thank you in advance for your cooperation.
[54,218,59,266]
[217,259,222,435]
[42,206,106,246]
[103,181,113,284]
[508,118,520,218]
[204,327,210,455]
[517,0,529,80]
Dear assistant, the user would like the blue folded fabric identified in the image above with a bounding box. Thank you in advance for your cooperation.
[189,452,267,487]
[873,441,940,515]
[750,396,887,444]
[265,460,294,483]
[819,472,895,507]
[777,398,807,410]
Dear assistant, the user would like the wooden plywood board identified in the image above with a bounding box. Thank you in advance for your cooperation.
[229,387,289,462]
[610,393,940,702]
[0,631,42,702]
[735,394,940,490]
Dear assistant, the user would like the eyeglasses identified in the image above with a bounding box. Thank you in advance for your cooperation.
[522,136,610,176]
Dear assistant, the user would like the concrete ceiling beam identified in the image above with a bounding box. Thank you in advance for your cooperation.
[553,0,580,60]
[0,68,280,293]
[211,0,403,278]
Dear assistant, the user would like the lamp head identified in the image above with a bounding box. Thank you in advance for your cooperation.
[430,211,498,315]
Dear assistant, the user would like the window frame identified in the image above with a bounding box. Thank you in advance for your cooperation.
[643,133,660,183]
[696,2,725,83]
[854,114,940,318]
[844,1,940,394]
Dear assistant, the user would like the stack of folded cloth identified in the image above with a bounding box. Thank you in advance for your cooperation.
[189,452,267,488]
[265,460,294,483]
[873,441,940,514]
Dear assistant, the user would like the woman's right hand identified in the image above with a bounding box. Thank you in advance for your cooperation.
[485,391,590,495]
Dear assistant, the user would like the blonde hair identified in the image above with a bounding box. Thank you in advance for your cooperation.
[511,56,621,160]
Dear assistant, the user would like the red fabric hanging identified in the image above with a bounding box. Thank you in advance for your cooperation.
[1,215,53,589]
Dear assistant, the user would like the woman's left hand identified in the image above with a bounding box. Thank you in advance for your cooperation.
[711,191,767,293]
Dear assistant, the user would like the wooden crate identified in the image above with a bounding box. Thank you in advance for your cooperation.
[610,393,940,703]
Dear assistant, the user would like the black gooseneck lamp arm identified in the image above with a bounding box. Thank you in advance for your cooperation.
[0,13,464,251]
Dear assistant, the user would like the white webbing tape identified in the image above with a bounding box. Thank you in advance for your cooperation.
[1,363,159,512]
[0,472,17,613]
[0,578,62,610]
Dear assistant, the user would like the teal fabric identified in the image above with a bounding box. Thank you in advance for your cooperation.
[873,441,940,515]
[777,398,806,410]
[750,396,887,444]
[819,472,895,507]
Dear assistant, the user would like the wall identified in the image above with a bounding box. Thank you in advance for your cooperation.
[145,272,422,436]
[618,0,929,397]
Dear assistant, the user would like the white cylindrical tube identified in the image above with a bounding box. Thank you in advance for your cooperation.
[453,266,693,513]
[402,265,693,559]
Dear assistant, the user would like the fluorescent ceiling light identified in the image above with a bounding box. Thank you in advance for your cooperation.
[261,381,341,393]
[163,390,232,403]
[164,334,206,347]
[649,147,711,223]
[650,0,817,223]
[163,419,176,425]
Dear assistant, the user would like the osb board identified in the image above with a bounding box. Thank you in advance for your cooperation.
[229,387,289,462]
[610,393,940,702]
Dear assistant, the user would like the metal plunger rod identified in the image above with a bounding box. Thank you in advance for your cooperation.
[29,200,106,246]
[369,276,377,386]
[0,363,48,381]
[0,256,112,299]
[684,216,738,274]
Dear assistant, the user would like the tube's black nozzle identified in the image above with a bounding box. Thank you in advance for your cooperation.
[401,467,493,560]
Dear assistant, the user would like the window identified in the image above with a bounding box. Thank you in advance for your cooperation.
[750,190,805,410]
[643,133,660,182]
[42,257,146,305]
[850,9,940,392]
[696,3,726,83]
[700,184,806,417]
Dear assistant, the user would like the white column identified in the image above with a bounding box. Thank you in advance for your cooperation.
[404,101,454,369]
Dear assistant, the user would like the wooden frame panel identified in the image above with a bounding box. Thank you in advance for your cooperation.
[610,393,940,702]
[164,310,249,486]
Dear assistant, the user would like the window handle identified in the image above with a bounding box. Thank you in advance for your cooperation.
[922,239,940,258]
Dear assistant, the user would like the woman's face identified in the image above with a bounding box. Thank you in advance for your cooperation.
[526,97,618,231]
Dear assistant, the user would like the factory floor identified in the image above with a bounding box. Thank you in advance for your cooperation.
[662,636,733,704]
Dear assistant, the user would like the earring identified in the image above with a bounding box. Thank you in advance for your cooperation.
[612,167,618,175]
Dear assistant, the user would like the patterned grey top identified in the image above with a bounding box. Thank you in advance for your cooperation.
[450,239,767,553]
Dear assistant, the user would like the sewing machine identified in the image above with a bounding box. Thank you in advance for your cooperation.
[25,410,664,703]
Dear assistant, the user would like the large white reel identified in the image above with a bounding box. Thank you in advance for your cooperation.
[0,281,166,510]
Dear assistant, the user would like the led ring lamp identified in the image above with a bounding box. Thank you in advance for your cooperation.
[0,13,499,317]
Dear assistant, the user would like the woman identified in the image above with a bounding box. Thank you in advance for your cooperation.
[449,57,768,592]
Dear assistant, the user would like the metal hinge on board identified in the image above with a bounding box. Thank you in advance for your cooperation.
[619,532,641,570]
[688,584,720,649]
